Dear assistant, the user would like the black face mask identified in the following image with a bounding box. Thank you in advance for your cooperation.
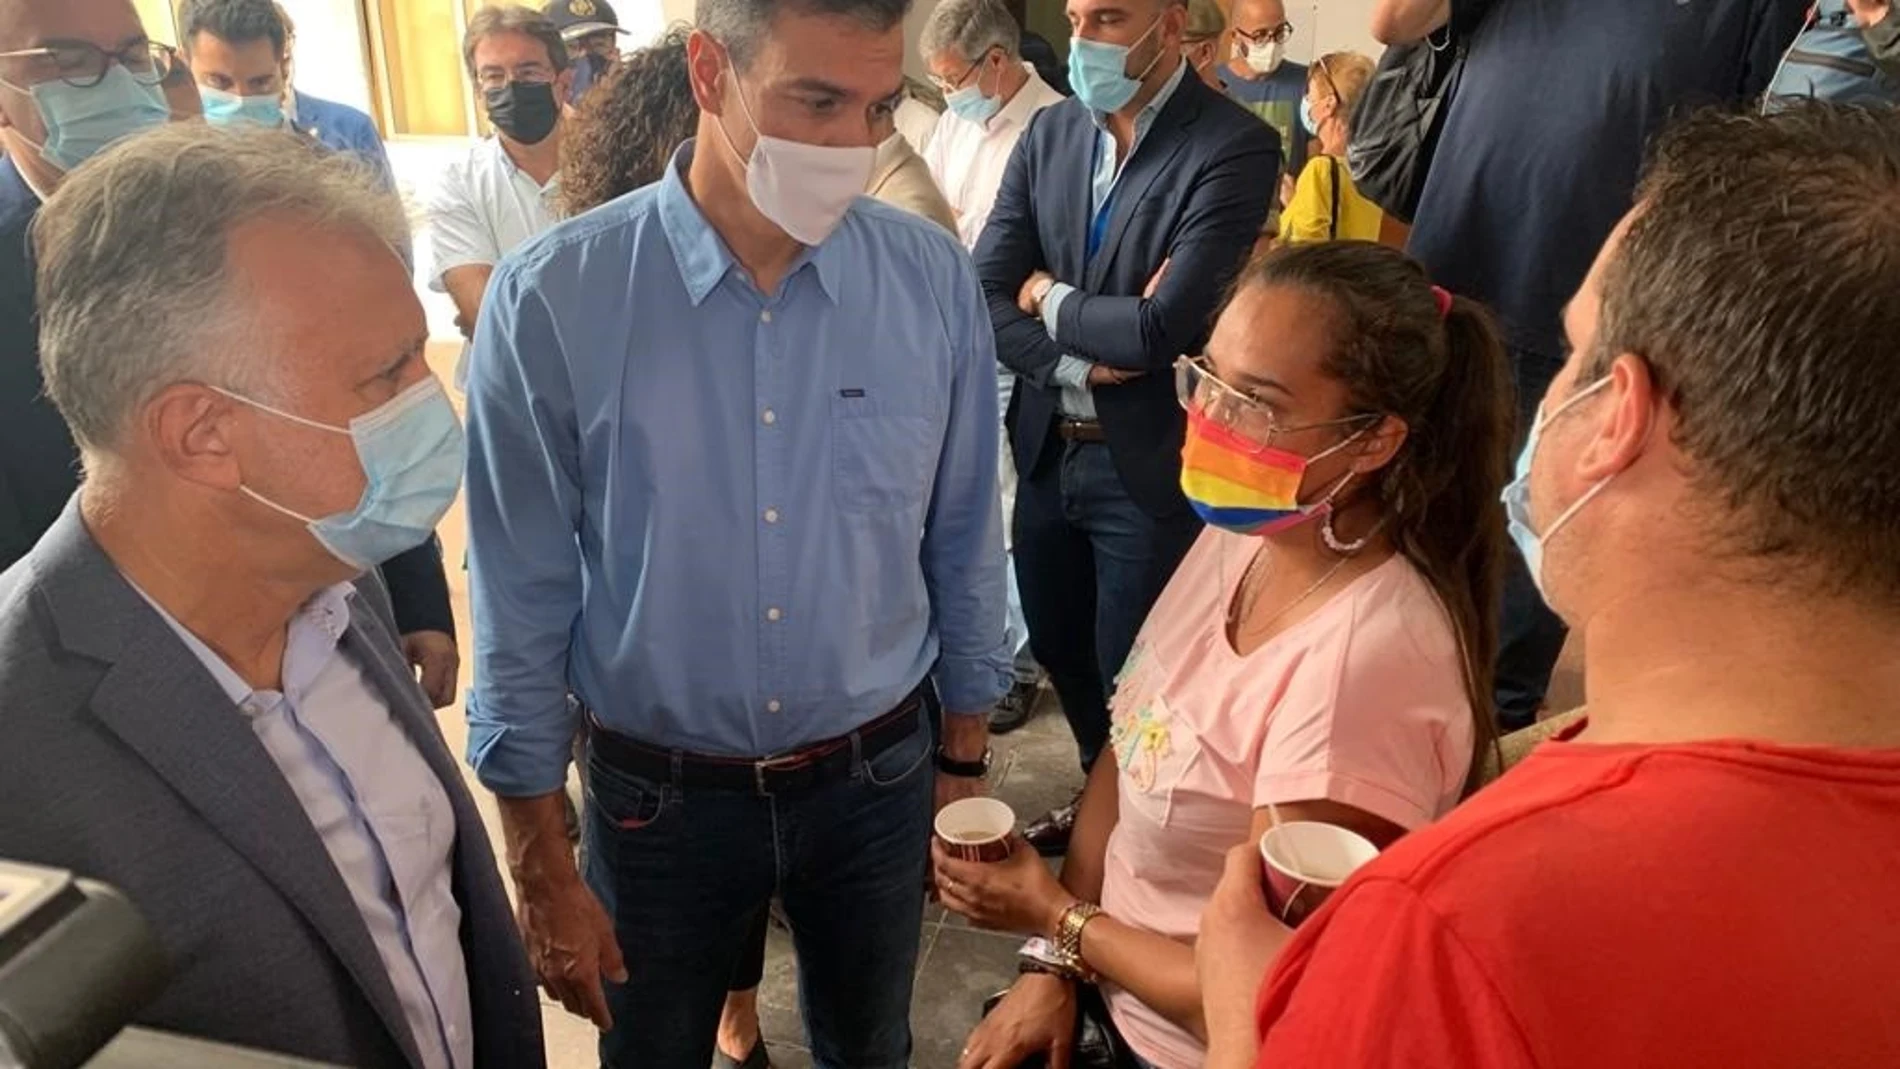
[485,80,560,145]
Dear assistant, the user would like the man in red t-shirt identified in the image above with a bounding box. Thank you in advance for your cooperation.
[1193,104,1900,1069]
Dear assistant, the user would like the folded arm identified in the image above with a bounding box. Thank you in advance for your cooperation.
[974,120,1073,388]
[1047,132,1282,372]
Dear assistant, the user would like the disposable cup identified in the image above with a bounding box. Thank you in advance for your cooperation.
[1258,822,1378,925]
[933,798,1017,863]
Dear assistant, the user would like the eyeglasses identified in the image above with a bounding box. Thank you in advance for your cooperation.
[476,64,556,91]
[928,49,992,95]
[1312,54,1340,104]
[0,40,177,90]
[1235,21,1295,46]
[1175,355,1378,453]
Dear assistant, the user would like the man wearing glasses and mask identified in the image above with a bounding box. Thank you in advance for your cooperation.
[1218,0,1308,176]
[429,4,572,355]
[0,0,172,573]
[461,0,1009,1063]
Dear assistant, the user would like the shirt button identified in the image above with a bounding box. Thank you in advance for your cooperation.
[764,508,780,524]
[762,409,777,425]
[766,699,783,713]
[767,607,784,622]
[760,310,773,324]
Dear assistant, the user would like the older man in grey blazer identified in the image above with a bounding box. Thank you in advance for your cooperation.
[0,124,543,1068]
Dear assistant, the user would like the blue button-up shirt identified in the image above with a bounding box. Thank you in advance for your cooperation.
[463,144,1012,797]
[1045,61,1188,419]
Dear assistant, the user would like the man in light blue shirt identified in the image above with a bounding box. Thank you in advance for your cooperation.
[461,0,1010,1063]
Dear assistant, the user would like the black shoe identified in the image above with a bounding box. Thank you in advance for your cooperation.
[1023,801,1078,857]
[990,678,1041,735]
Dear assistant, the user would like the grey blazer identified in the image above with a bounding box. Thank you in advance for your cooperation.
[0,502,544,1069]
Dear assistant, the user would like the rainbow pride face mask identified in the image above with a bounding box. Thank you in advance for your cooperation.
[1179,403,1367,535]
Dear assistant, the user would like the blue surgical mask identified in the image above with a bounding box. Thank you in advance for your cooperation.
[1501,376,1613,596]
[945,55,1002,125]
[27,66,168,172]
[1069,17,1163,114]
[218,378,467,570]
[946,83,1000,124]
[200,85,286,128]
[1300,96,1319,136]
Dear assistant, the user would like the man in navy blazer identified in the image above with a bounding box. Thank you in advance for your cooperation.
[974,0,1279,849]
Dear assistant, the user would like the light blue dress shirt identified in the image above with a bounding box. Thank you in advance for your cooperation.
[463,143,1012,797]
[132,582,472,1069]
[1043,62,1189,420]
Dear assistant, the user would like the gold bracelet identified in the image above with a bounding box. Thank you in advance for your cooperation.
[1053,901,1104,981]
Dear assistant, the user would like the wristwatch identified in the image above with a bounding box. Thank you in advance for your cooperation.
[1053,900,1104,981]
[934,746,993,778]
[1030,276,1056,314]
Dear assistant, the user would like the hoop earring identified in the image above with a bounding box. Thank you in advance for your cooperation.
[1322,512,1381,556]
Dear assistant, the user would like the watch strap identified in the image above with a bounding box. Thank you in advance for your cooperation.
[934,746,992,778]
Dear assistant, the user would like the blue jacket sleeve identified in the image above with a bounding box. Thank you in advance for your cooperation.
[1050,126,1280,370]
[973,116,1073,389]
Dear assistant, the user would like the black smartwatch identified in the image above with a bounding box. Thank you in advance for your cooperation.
[934,746,993,778]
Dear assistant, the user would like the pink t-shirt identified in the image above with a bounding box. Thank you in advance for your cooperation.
[1098,530,1476,1069]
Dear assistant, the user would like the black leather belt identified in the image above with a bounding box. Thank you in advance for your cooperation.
[1058,419,1106,443]
[586,689,925,796]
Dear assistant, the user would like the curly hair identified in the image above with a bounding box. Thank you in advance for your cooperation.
[559,27,700,215]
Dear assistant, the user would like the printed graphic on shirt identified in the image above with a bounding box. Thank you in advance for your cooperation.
[1111,691,1174,794]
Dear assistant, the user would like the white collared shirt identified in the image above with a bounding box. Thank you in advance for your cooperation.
[134,582,472,1069]
[923,65,1066,251]
[427,135,561,291]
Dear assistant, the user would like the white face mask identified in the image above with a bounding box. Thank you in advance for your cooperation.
[713,62,873,247]
[1241,38,1286,75]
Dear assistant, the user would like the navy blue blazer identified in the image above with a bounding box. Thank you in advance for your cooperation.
[975,71,1281,517]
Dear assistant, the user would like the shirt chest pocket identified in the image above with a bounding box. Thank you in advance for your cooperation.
[831,394,938,514]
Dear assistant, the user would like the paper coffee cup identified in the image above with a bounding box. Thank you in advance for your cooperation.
[934,797,1017,863]
[1258,822,1378,925]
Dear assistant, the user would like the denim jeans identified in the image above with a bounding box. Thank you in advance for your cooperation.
[1014,441,1200,770]
[1495,347,1571,730]
[582,716,935,1068]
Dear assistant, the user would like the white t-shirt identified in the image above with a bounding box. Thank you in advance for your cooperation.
[426,136,560,291]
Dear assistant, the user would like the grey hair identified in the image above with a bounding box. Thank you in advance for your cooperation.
[33,124,409,456]
[698,0,911,69]
[920,0,1020,66]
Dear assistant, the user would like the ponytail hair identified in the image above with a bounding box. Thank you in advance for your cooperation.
[1234,242,1515,792]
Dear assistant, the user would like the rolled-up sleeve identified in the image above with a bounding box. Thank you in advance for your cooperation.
[427,157,497,292]
[924,253,1013,716]
[462,258,584,796]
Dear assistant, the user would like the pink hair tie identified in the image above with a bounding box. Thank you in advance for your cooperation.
[1431,285,1454,319]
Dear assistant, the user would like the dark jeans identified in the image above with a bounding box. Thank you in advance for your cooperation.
[1014,440,1201,771]
[730,904,769,992]
[582,716,935,1069]
[1495,348,1571,731]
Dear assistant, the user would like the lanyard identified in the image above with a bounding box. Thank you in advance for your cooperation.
[1086,136,1118,263]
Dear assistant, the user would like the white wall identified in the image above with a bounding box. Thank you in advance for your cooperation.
[280,0,376,115]
[1283,0,1384,63]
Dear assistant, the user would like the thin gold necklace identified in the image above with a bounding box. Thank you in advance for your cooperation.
[1230,546,1351,639]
